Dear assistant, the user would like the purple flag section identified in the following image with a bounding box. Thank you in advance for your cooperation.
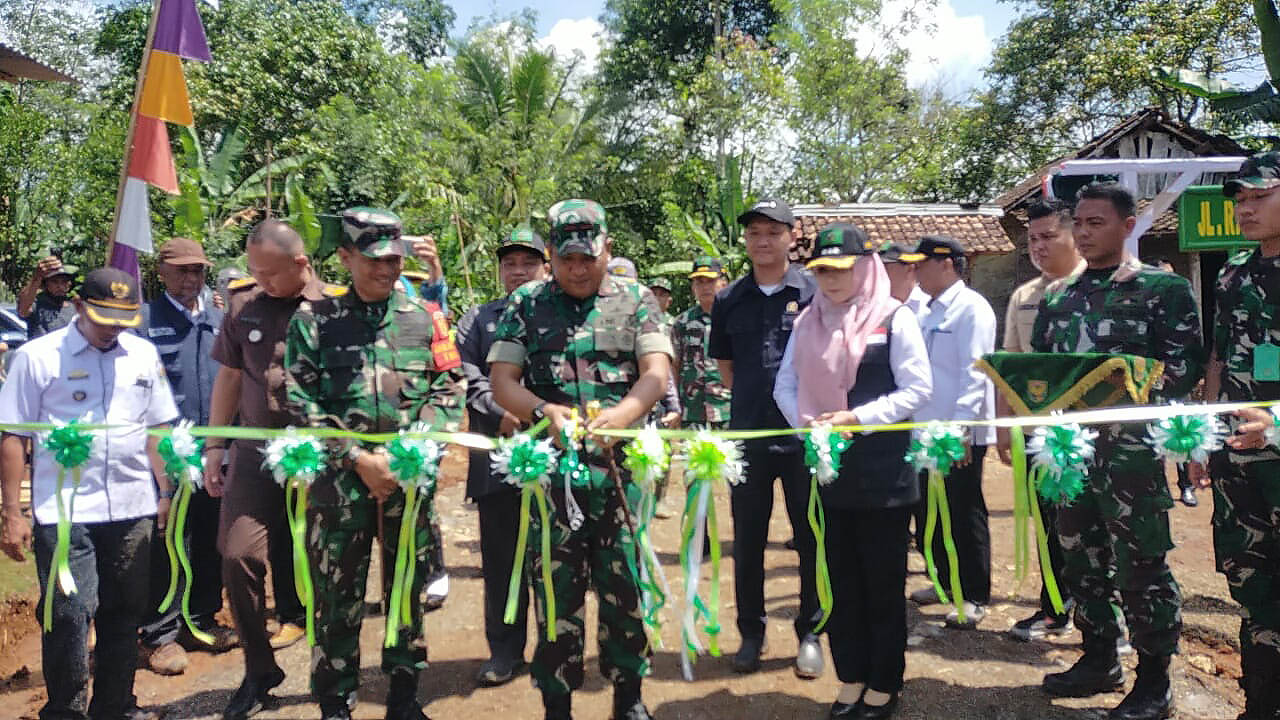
[152,0,212,62]
[109,242,142,287]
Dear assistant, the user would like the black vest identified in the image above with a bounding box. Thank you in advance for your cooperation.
[820,306,920,510]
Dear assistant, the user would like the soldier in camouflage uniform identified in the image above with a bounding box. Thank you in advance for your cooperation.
[673,255,732,429]
[285,207,465,720]
[1198,153,1280,720]
[1031,183,1204,720]
[488,200,673,720]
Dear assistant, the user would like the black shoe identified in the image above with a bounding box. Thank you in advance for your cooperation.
[856,693,900,719]
[732,635,767,674]
[830,701,859,718]
[1043,640,1124,697]
[321,700,353,720]
[611,678,650,720]
[1109,654,1172,720]
[1179,486,1198,507]
[386,668,430,720]
[476,656,526,687]
[222,667,286,720]
[122,706,166,720]
[1239,644,1280,719]
[542,692,571,720]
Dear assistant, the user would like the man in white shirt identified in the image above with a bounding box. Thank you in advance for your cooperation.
[879,242,930,316]
[0,268,179,720]
[911,236,997,629]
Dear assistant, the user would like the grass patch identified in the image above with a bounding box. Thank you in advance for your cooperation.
[0,554,38,603]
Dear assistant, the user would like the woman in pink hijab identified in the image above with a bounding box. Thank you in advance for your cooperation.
[774,223,932,719]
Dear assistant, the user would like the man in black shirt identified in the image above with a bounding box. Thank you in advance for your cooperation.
[18,255,77,341]
[709,198,823,678]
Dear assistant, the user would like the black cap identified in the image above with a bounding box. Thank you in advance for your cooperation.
[806,222,876,270]
[915,235,966,260]
[878,242,925,264]
[79,267,141,328]
[1224,152,1280,198]
[497,227,547,259]
[689,255,725,279]
[737,197,795,227]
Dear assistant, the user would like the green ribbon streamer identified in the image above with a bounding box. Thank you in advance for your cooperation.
[385,485,425,648]
[806,473,834,633]
[1028,465,1066,615]
[155,427,213,646]
[929,470,968,623]
[1011,430,1030,589]
[533,485,556,641]
[495,433,558,641]
[42,467,80,632]
[282,479,315,645]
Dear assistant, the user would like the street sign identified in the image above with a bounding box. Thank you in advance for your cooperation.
[1178,185,1257,252]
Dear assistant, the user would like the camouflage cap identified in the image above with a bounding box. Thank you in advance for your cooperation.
[547,199,607,257]
[647,277,673,292]
[341,207,405,258]
[1224,152,1280,198]
[606,257,637,279]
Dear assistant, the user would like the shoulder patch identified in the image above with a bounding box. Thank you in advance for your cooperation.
[322,284,348,297]
[228,276,257,291]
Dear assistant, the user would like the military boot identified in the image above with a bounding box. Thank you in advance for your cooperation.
[1043,636,1125,697]
[1238,644,1280,720]
[611,678,652,720]
[385,668,430,720]
[319,699,352,720]
[542,691,572,720]
[1109,653,1172,720]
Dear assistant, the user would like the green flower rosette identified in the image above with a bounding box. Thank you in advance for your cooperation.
[1145,404,1225,465]
[492,431,560,641]
[155,420,213,645]
[678,430,745,681]
[802,423,850,634]
[383,423,442,648]
[622,424,671,648]
[906,421,969,623]
[263,428,327,645]
[39,418,94,631]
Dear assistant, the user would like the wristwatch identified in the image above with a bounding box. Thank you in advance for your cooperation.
[531,401,548,424]
[159,488,176,499]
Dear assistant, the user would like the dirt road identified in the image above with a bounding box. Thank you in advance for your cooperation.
[0,455,1247,719]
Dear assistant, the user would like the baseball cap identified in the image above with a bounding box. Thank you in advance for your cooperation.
[341,207,405,258]
[915,235,967,260]
[737,197,795,227]
[156,237,213,267]
[47,263,78,279]
[805,222,876,270]
[689,255,725,279]
[548,199,607,257]
[1224,152,1280,198]
[79,267,141,328]
[498,227,547,259]
[607,257,638,279]
[879,242,925,264]
[647,277,672,292]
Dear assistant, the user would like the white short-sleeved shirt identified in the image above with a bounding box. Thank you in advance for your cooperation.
[916,280,998,445]
[0,320,179,524]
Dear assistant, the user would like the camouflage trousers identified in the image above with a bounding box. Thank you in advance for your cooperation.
[1056,426,1182,656]
[1207,452,1280,659]
[528,464,650,697]
[307,470,433,708]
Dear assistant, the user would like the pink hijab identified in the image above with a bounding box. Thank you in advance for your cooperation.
[792,254,900,423]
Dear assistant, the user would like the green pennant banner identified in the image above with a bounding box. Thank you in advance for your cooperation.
[976,352,1164,416]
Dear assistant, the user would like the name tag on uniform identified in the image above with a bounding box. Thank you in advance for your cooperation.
[67,370,88,380]
[135,376,152,389]
[1255,342,1280,382]
[148,327,176,338]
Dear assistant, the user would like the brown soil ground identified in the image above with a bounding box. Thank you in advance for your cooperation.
[0,452,1247,719]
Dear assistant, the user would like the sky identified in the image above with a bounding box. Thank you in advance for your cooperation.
[447,0,1023,94]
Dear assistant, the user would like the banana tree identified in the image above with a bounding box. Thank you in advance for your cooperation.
[1156,0,1280,123]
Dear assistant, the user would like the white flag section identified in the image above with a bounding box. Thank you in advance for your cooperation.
[117,177,154,253]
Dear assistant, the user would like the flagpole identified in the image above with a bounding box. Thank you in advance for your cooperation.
[106,0,164,264]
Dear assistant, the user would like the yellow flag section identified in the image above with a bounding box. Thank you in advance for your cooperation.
[137,50,193,127]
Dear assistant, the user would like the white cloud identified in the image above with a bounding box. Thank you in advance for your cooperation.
[538,17,606,76]
[860,0,993,94]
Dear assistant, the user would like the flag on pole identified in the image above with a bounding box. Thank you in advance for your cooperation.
[110,0,211,278]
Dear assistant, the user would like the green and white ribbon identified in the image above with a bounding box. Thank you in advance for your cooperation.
[1027,422,1097,506]
[493,431,560,641]
[263,428,326,645]
[907,422,969,623]
[678,430,745,681]
[1146,404,1226,464]
[155,420,213,645]
[383,423,442,647]
[802,423,849,633]
[39,418,94,632]
[558,412,588,530]
[622,424,672,648]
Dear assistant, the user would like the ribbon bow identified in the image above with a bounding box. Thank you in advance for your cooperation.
[622,425,672,648]
[802,424,851,633]
[493,432,560,641]
[39,418,94,631]
[155,421,213,645]
[262,428,326,645]
[1146,404,1225,465]
[907,422,969,623]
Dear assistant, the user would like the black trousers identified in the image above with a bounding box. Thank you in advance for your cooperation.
[730,446,821,641]
[914,446,991,604]
[477,490,530,663]
[828,505,911,694]
[140,489,224,646]
[1037,496,1072,621]
[34,517,152,720]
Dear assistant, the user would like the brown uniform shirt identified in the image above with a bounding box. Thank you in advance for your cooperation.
[211,275,343,428]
